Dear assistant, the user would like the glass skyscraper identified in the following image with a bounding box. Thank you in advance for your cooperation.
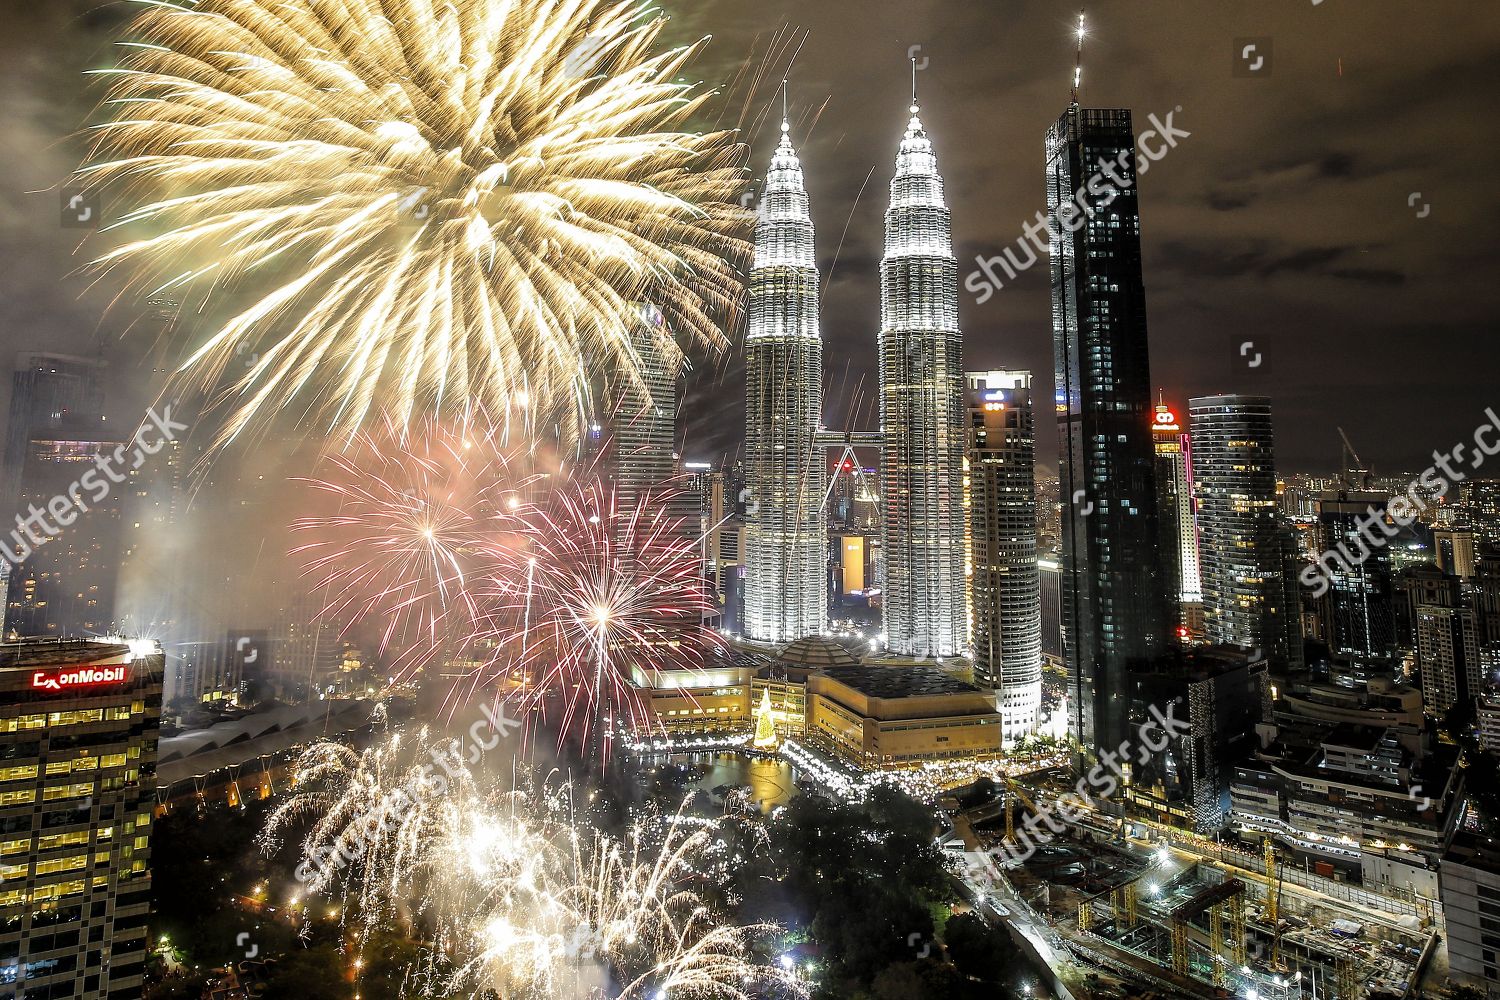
[1048,105,1169,751]
[1153,398,1202,636]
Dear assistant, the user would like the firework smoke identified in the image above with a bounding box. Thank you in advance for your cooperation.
[485,477,722,760]
[263,734,804,1000]
[292,410,536,678]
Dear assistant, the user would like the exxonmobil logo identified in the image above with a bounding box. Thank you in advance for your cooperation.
[30,664,128,692]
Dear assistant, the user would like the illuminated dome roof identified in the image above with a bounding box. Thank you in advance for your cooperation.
[776,636,862,669]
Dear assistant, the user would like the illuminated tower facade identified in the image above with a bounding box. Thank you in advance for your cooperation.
[966,371,1042,742]
[743,115,827,643]
[878,99,968,660]
[1190,395,1301,670]
[0,638,163,998]
[1152,398,1202,637]
[1049,104,1170,751]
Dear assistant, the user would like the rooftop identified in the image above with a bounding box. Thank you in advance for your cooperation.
[819,665,979,700]
[778,636,862,669]
[0,638,131,671]
[1446,831,1500,874]
[156,699,379,788]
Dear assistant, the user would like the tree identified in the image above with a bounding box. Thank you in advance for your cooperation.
[356,930,428,1000]
[943,911,1018,983]
[871,962,927,1000]
[150,802,290,966]
[260,944,353,999]
[742,788,959,993]
[145,970,213,1000]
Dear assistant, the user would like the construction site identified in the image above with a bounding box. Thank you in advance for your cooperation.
[954,778,1434,1000]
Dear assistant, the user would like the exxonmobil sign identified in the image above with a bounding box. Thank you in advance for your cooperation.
[30,664,128,692]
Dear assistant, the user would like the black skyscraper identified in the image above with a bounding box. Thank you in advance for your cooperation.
[1,353,106,508]
[1048,105,1169,753]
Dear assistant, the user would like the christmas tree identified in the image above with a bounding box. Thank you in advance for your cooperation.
[753,687,779,750]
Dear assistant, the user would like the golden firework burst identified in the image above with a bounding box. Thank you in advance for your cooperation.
[82,0,748,448]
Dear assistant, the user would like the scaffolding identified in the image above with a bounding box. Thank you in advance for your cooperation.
[1229,891,1247,968]
[1170,919,1189,976]
[1336,954,1358,1000]
[1210,905,1226,986]
[1164,876,1246,984]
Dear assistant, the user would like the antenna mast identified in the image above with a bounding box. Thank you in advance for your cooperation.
[1072,10,1086,105]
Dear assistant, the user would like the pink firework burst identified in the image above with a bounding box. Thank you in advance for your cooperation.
[292,411,538,680]
[479,477,722,762]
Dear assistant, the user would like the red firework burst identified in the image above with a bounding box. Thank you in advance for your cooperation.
[477,477,722,761]
[291,411,537,679]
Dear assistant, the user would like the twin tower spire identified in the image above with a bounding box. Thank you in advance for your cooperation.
[743,79,968,659]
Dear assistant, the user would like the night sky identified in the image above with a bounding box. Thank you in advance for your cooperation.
[3,1,1498,476]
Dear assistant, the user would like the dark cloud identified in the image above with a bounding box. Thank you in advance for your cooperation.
[1207,189,1255,211]
[1317,152,1357,180]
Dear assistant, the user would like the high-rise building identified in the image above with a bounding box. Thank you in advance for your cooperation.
[273,585,343,701]
[743,113,828,644]
[878,97,967,660]
[0,355,109,620]
[1457,480,1500,547]
[1315,489,1399,667]
[1477,545,1500,649]
[1442,833,1500,995]
[1190,396,1302,670]
[1129,646,1268,833]
[0,638,163,998]
[1,354,106,509]
[4,433,129,639]
[1412,573,1481,718]
[1152,397,1201,637]
[965,371,1041,743]
[1037,557,1064,664]
[1048,104,1169,749]
[1434,525,1477,579]
[599,304,681,513]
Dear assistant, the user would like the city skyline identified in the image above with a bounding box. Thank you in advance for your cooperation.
[0,3,1497,999]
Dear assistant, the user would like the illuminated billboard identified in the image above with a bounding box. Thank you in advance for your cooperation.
[30,663,128,692]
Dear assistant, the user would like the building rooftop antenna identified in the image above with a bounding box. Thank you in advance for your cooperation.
[1072,10,1086,106]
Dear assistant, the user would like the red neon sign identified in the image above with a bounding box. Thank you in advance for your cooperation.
[30,665,127,692]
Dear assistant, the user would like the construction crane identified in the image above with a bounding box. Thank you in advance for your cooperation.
[1264,840,1286,972]
[1338,426,1372,489]
[1002,776,1046,844]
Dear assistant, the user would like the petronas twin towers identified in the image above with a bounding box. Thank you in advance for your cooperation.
[744,96,968,658]
[743,117,828,643]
